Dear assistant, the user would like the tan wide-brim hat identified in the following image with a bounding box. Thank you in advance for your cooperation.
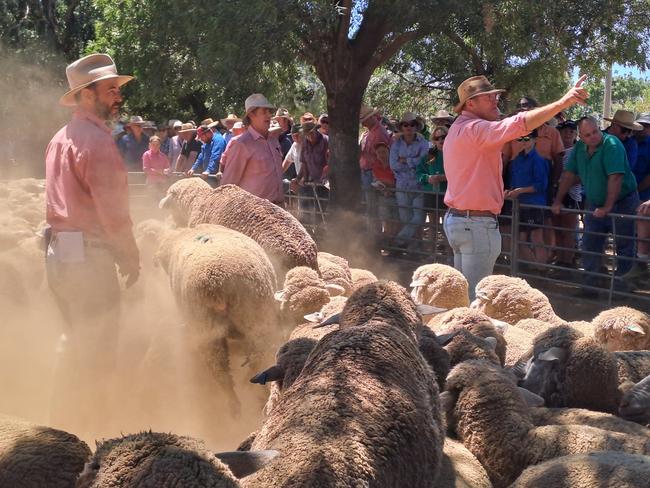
[454,75,505,113]
[127,115,147,126]
[398,111,423,131]
[219,113,242,126]
[245,94,276,115]
[269,120,284,134]
[275,108,293,121]
[359,104,380,122]
[177,123,197,134]
[60,53,133,107]
[604,109,643,131]
[432,109,455,123]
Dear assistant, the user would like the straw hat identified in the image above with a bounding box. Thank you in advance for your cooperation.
[454,75,505,113]
[275,108,292,121]
[219,113,242,126]
[300,112,316,124]
[59,53,133,107]
[200,118,215,127]
[359,104,380,122]
[177,123,196,134]
[637,113,650,126]
[244,94,276,115]
[432,109,455,124]
[604,110,643,131]
[127,115,147,126]
[398,112,423,131]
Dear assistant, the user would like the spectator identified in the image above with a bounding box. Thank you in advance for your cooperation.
[46,53,139,434]
[360,105,391,227]
[431,110,455,129]
[167,120,183,169]
[389,112,430,251]
[220,93,284,204]
[300,112,316,125]
[155,124,170,155]
[318,113,329,136]
[504,129,549,269]
[444,75,587,299]
[552,120,583,274]
[118,115,149,170]
[142,135,170,197]
[296,121,329,223]
[371,141,399,245]
[552,116,640,296]
[604,109,642,170]
[187,124,226,177]
[220,113,242,146]
[282,123,303,180]
[174,123,200,173]
[274,108,293,159]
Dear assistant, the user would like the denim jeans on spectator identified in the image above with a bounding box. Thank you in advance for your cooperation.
[582,191,640,287]
[443,213,502,300]
[395,191,425,246]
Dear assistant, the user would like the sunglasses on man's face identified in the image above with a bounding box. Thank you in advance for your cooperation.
[516,102,530,109]
[402,122,417,128]
[517,136,532,142]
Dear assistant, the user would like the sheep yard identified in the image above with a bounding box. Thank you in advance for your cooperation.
[1,177,650,487]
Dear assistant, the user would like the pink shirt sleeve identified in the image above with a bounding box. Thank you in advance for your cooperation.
[142,150,154,174]
[467,112,528,148]
[221,139,249,186]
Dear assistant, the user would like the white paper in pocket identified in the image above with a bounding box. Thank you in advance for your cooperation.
[51,231,86,263]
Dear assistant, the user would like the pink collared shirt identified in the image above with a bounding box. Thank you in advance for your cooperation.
[220,127,284,202]
[360,123,391,170]
[443,111,528,215]
[45,109,136,255]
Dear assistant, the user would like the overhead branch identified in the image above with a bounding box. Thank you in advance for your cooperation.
[370,28,426,71]
[442,27,485,74]
[336,0,353,54]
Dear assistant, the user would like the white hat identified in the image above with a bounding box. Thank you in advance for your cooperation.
[168,119,182,128]
[359,104,380,122]
[127,115,147,126]
[244,93,276,115]
[60,53,133,107]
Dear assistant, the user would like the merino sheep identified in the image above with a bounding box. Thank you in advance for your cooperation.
[159,179,318,275]
[76,431,277,488]
[317,251,352,295]
[0,413,90,488]
[247,281,445,487]
[530,407,650,436]
[619,374,650,424]
[349,267,378,292]
[411,263,470,309]
[438,437,492,488]
[154,224,280,413]
[442,360,650,488]
[510,451,650,488]
[302,295,348,324]
[274,266,335,325]
[593,306,650,352]
[442,328,501,368]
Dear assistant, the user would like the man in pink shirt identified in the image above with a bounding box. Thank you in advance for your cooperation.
[45,53,139,433]
[221,93,284,204]
[443,75,588,298]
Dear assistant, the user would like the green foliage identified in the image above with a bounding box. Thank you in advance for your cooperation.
[565,74,650,119]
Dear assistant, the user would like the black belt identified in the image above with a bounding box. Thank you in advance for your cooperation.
[447,208,497,218]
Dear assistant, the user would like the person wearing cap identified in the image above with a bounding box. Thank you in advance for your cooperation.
[281,123,303,180]
[45,53,140,433]
[117,115,150,170]
[220,93,284,204]
[444,74,587,298]
[318,114,329,136]
[551,116,640,296]
[274,108,294,160]
[220,113,242,146]
[187,122,226,177]
[174,123,201,173]
[389,112,430,250]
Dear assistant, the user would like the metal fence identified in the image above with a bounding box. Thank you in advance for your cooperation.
[128,172,650,308]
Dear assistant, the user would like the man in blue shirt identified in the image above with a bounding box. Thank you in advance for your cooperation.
[505,129,549,267]
[187,125,226,177]
[604,109,643,170]
[628,113,650,282]
[118,115,150,170]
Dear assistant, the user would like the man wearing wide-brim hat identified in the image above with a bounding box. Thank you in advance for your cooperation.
[604,109,643,172]
[221,93,285,204]
[174,123,201,173]
[219,113,242,146]
[118,114,150,169]
[431,109,455,127]
[443,74,588,299]
[45,53,140,434]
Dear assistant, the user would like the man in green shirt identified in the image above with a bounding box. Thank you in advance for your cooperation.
[552,116,640,295]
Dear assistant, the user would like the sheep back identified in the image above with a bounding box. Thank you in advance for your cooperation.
[529,407,650,437]
[438,437,492,488]
[614,351,650,385]
[410,263,470,309]
[349,268,378,292]
[593,307,650,352]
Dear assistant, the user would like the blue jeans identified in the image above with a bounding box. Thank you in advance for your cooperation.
[443,213,501,300]
[395,191,425,245]
[583,191,640,286]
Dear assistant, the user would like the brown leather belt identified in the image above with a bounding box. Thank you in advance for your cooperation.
[448,208,497,218]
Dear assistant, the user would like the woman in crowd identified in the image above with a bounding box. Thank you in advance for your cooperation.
[142,135,171,198]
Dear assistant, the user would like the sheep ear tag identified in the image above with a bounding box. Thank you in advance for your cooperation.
[274,290,286,302]
[304,312,323,323]
[625,324,646,336]
[416,304,447,316]
[250,365,283,385]
[314,313,341,328]
[538,347,567,362]
[158,194,172,209]
[215,450,279,478]
[517,387,545,407]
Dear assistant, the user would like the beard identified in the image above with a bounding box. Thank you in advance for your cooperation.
[95,99,120,122]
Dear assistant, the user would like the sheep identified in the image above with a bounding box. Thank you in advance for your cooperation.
[0,413,90,488]
[410,263,470,309]
[349,267,378,292]
[76,431,278,488]
[530,407,650,436]
[302,295,348,324]
[614,350,650,386]
[154,224,281,414]
[247,281,445,487]
[159,179,319,275]
[619,374,650,425]
[317,251,352,295]
[509,451,650,488]
[593,306,650,352]
[442,328,501,368]
[442,359,650,488]
[274,266,336,325]
[438,437,492,488]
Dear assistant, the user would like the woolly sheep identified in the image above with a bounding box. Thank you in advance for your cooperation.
[154,224,280,413]
[619,374,650,424]
[438,437,492,488]
[510,451,650,488]
[593,306,650,352]
[442,360,650,488]
[349,267,378,292]
[76,431,277,488]
[247,281,446,487]
[442,328,501,368]
[0,413,90,488]
[274,266,337,325]
[159,179,319,275]
[302,295,348,324]
[530,407,650,436]
[411,263,470,309]
[317,251,352,295]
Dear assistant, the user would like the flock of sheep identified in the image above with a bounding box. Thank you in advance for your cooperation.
[0,176,649,487]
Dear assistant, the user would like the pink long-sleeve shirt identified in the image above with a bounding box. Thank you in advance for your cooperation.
[220,127,284,203]
[443,111,529,215]
[142,149,170,184]
[360,123,392,171]
[45,109,137,260]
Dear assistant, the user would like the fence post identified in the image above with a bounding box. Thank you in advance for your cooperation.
[607,215,617,305]
[511,199,520,276]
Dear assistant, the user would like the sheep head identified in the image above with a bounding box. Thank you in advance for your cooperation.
[159,177,213,226]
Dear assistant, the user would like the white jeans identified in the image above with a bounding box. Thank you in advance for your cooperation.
[443,213,501,300]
